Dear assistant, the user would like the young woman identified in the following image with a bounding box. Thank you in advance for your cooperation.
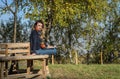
[30,20,56,76]
[30,20,57,55]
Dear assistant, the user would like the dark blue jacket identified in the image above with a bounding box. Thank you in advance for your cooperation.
[30,30,42,54]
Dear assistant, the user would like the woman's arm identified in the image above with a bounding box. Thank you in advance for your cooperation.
[31,31,37,54]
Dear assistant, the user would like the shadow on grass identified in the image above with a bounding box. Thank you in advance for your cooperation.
[8,69,42,79]
[8,69,41,74]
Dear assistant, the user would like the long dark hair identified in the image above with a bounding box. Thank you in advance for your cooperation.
[33,20,44,29]
[32,20,45,40]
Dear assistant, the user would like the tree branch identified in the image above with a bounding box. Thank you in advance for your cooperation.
[1,0,15,14]
[15,0,18,14]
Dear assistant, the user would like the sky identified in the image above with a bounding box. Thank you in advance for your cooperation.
[0,0,29,24]
[0,0,12,21]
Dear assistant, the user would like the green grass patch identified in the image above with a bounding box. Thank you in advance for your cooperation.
[49,64,120,79]
[18,61,120,79]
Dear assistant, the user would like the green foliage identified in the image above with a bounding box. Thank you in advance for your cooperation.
[88,0,120,64]
[0,18,31,42]
[25,0,110,27]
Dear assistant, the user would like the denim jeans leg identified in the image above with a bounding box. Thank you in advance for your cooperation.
[35,48,57,55]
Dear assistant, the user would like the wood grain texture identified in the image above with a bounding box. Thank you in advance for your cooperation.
[7,49,30,54]
[0,43,30,48]
[0,55,49,61]
[0,43,30,55]
[0,50,6,54]
[0,44,7,48]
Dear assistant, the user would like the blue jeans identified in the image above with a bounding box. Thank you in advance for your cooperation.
[35,48,57,55]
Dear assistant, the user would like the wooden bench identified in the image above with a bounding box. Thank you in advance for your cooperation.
[0,43,49,79]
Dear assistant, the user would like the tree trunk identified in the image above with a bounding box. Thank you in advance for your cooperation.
[87,52,90,65]
[13,0,18,43]
[45,0,53,43]
[9,0,18,74]
[100,51,103,64]
[13,14,17,43]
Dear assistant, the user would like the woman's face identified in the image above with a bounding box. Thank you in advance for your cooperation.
[35,22,43,31]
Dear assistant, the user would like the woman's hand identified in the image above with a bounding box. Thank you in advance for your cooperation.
[47,45,56,48]
[40,43,46,48]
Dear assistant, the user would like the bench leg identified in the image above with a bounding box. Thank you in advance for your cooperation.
[27,60,33,74]
[42,59,46,79]
[9,60,19,74]
[27,60,31,74]
[0,62,4,79]
[16,60,19,73]
[52,54,54,65]
[5,61,8,78]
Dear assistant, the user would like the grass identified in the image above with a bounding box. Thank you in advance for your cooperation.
[49,64,120,79]
[18,61,120,79]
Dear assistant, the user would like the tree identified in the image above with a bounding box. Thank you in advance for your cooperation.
[24,0,111,64]
[91,0,120,64]
[25,0,109,38]
[0,0,28,42]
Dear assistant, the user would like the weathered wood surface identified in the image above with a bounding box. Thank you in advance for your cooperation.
[0,50,6,54]
[0,43,30,48]
[52,54,54,65]
[0,55,48,79]
[0,62,4,79]
[0,44,6,48]
[0,55,49,61]
[7,49,30,54]
[0,43,49,79]
[0,43,30,55]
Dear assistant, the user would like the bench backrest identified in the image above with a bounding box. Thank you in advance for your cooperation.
[0,43,30,56]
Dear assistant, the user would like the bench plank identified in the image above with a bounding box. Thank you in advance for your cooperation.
[7,43,30,48]
[0,55,49,61]
[0,43,30,55]
[0,50,6,54]
[0,43,30,48]
[8,49,30,54]
[0,44,6,48]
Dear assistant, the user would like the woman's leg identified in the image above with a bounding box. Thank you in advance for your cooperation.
[35,48,57,55]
